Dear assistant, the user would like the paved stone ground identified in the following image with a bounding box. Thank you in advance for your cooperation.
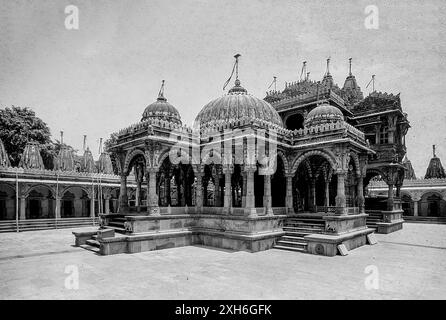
[0,223,445,299]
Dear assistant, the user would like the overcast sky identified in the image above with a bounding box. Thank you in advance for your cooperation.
[0,0,445,177]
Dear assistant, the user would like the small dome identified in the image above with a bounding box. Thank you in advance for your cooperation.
[305,103,344,126]
[195,80,283,129]
[141,81,182,125]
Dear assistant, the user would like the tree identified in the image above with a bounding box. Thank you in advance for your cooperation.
[0,106,74,169]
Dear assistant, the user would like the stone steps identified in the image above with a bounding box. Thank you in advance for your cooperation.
[274,216,325,253]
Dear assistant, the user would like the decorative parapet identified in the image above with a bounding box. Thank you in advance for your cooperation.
[113,118,194,139]
[0,165,125,181]
[368,178,446,189]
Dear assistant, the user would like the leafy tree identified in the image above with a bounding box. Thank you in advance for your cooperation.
[0,106,75,169]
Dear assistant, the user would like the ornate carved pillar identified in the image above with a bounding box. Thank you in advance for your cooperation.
[118,173,129,212]
[104,196,110,214]
[20,197,26,220]
[324,179,330,207]
[309,178,316,212]
[214,174,221,207]
[387,183,394,211]
[55,196,61,218]
[222,166,233,214]
[357,175,365,214]
[285,174,294,214]
[244,165,257,217]
[90,190,95,218]
[335,172,347,215]
[242,171,247,207]
[413,200,419,216]
[147,167,160,216]
[263,174,273,215]
[194,166,204,213]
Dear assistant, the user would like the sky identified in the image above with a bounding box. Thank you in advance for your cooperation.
[0,0,445,177]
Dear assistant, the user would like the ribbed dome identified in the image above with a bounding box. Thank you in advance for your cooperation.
[141,81,182,125]
[195,80,283,129]
[81,148,97,173]
[305,103,344,126]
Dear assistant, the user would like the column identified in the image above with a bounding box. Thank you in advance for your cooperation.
[147,167,160,216]
[195,171,203,213]
[242,172,247,207]
[104,196,110,214]
[413,200,419,216]
[165,175,171,206]
[244,166,256,217]
[20,197,26,220]
[309,178,316,212]
[55,197,61,219]
[285,174,294,214]
[263,174,273,215]
[214,175,221,207]
[357,175,365,214]
[223,167,232,214]
[324,180,330,207]
[90,189,95,218]
[335,172,346,215]
[118,174,129,212]
[135,181,141,207]
[387,183,394,211]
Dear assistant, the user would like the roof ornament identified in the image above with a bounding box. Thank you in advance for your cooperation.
[60,131,64,144]
[99,138,103,154]
[223,54,241,91]
[83,134,87,152]
[433,145,436,157]
[300,61,307,81]
[325,57,331,76]
[366,74,376,92]
[157,80,166,101]
[306,72,310,81]
[349,58,352,76]
[267,76,277,91]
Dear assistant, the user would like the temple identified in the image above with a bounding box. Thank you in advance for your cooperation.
[0,56,412,256]
[368,145,446,221]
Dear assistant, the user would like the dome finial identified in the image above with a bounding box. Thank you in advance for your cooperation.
[225,54,247,94]
[325,57,331,76]
[349,58,352,76]
[157,80,166,101]
[433,144,436,157]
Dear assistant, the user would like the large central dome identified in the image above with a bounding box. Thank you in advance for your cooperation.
[195,79,283,129]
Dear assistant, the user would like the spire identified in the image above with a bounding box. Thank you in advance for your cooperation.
[349,57,352,76]
[83,135,87,152]
[225,54,247,94]
[60,131,64,144]
[157,80,166,101]
[326,58,330,76]
[0,138,10,167]
[300,61,307,81]
[19,141,45,170]
[322,57,333,87]
[425,145,446,179]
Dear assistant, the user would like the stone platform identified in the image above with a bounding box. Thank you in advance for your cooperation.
[73,212,285,255]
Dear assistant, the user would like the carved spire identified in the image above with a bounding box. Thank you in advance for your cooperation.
[0,138,10,167]
[19,141,45,170]
[425,145,446,179]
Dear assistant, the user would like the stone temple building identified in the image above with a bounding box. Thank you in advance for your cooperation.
[1,55,411,256]
[368,146,446,221]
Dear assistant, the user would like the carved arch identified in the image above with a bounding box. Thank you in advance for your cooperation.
[291,150,337,175]
[123,148,148,175]
[22,184,56,198]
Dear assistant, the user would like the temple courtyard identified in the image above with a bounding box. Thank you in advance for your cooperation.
[0,223,445,300]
